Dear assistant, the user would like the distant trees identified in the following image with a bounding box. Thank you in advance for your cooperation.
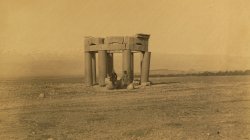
[149,70,250,77]
[194,70,250,76]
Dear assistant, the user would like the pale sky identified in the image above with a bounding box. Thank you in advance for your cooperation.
[1,0,250,78]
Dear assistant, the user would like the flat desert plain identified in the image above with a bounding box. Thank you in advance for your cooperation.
[0,76,250,140]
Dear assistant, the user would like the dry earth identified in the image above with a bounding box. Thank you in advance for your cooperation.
[0,76,250,140]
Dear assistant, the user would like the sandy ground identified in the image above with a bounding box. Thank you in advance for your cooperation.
[0,76,250,140]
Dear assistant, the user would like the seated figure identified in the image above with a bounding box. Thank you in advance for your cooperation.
[106,71,118,90]
[120,71,130,88]
[110,71,117,85]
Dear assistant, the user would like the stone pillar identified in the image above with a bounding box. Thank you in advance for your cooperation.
[85,52,93,86]
[141,52,151,83]
[98,50,107,86]
[91,52,96,85]
[122,49,132,83]
[131,52,134,81]
[107,53,113,76]
[140,52,143,80]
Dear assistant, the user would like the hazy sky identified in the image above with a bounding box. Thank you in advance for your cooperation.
[1,0,250,77]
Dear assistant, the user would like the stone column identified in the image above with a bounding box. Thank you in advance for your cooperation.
[107,53,113,76]
[141,52,151,83]
[122,49,132,83]
[140,52,143,80]
[91,52,96,85]
[131,52,134,81]
[85,52,93,86]
[98,50,107,86]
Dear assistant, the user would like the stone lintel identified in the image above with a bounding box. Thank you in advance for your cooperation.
[104,36,124,44]
[85,44,125,52]
[84,37,104,46]
[84,34,150,52]
[85,44,147,52]
[135,33,150,39]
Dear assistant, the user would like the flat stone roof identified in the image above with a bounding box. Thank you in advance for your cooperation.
[84,34,150,52]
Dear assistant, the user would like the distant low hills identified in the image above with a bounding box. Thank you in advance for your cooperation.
[150,69,185,75]
[1,52,250,78]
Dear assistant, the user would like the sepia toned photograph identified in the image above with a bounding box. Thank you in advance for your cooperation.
[0,0,250,139]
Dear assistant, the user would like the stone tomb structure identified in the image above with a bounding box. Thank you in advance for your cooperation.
[84,33,151,87]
